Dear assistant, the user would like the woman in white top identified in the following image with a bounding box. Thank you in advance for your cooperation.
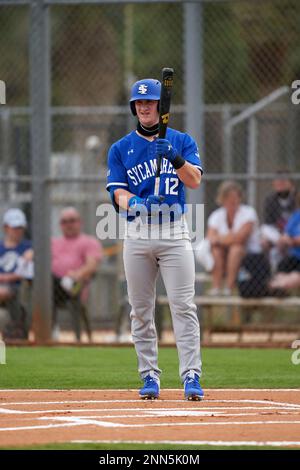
[207,181,261,295]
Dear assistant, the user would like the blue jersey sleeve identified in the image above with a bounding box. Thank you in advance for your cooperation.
[181,134,203,174]
[285,211,300,237]
[20,240,32,253]
[285,215,294,235]
[106,143,129,192]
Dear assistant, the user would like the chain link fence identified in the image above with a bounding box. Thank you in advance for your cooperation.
[0,0,300,342]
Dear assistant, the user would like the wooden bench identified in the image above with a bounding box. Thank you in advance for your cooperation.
[156,294,300,344]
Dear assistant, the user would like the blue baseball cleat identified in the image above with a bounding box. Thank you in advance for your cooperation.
[184,373,204,401]
[139,375,160,400]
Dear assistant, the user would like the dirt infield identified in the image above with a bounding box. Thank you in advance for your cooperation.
[0,389,300,448]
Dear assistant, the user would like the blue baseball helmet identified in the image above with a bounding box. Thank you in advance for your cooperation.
[130,78,161,116]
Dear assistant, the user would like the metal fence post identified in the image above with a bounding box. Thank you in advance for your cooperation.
[30,0,52,343]
[184,2,204,307]
[1,109,11,202]
[247,116,257,207]
[222,105,232,174]
[184,1,204,208]
[0,340,5,364]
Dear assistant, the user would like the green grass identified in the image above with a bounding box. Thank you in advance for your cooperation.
[0,346,299,389]
[0,346,299,451]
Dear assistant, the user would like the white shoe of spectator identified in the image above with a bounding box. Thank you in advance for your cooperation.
[52,324,60,341]
[222,287,233,296]
[207,287,222,296]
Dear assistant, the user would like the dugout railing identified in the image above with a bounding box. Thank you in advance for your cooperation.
[157,290,300,346]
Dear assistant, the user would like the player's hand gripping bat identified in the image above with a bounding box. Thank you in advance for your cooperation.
[154,67,174,196]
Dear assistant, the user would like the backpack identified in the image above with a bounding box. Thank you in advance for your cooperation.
[237,253,271,298]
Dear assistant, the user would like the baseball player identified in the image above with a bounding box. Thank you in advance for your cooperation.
[106,78,204,400]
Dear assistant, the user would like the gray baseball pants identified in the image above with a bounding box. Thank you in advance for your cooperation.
[123,237,202,383]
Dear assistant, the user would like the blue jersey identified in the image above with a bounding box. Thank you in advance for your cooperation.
[285,209,300,259]
[106,128,203,218]
[0,239,32,273]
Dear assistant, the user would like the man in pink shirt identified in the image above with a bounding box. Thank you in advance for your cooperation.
[52,207,102,341]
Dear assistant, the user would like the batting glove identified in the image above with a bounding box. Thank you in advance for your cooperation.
[155,138,178,163]
[128,195,165,216]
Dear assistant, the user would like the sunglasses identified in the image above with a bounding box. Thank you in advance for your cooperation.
[60,218,79,224]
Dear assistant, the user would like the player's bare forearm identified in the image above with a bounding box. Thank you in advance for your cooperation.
[208,222,253,247]
[68,257,99,283]
[287,235,300,247]
[0,272,22,283]
[176,161,201,189]
[114,188,136,210]
[219,222,253,246]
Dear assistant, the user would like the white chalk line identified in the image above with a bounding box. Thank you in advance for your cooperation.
[1,400,178,406]
[37,411,300,418]
[2,407,300,432]
[1,405,299,415]
[1,391,300,436]
[0,408,23,414]
[71,439,300,447]
[2,399,300,408]
[0,422,86,432]
[2,414,300,432]
[46,417,300,428]
[0,418,122,431]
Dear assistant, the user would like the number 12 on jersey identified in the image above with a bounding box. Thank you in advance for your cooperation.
[165,177,179,195]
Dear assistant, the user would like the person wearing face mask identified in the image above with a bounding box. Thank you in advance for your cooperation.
[263,172,296,233]
[273,191,300,272]
[261,172,297,271]
[269,191,300,290]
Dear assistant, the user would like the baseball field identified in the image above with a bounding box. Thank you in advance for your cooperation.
[0,346,299,450]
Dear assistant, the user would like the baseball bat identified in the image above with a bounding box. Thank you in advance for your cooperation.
[154,67,174,196]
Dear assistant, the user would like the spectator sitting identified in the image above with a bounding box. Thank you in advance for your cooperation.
[206,181,262,296]
[0,208,33,339]
[261,171,296,271]
[51,207,103,341]
[269,271,300,291]
[269,191,300,291]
